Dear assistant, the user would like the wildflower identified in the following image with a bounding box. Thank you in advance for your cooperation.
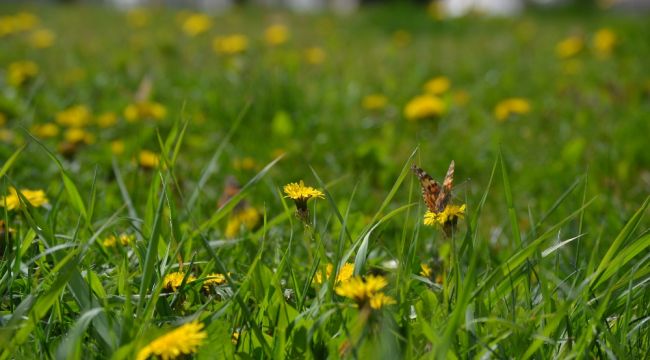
[423,76,451,96]
[110,140,125,156]
[592,28,616,57]
[136,321,207,360]
[264,24,289,46]
[124,101,167,122]
[494,97,531,122]
[283,180,325,222]
[102,235,117,248]
[212,34,248,55]
[97,112,118,128]
[313,262,354,285]
[304,47,326,65]
[335,275,396,310]
[424,204,466,237]
[163,271,197,292]
[403,95,446,121]
[420,263,444,284]
[225,206,260,238]
[31,123,59,139]
[231,332,239,344]
[29,29,55,48]
[203,273,227,289]
[103,233,134,248]
[232,157,256,171]
[139,150,160,170]
[56,105,92,128]
[362,94,388,111]
[7,61,39,87]
[1,187,49,211]
[555,36,583,59]
[64,127,95,145]
[182,13,212,37]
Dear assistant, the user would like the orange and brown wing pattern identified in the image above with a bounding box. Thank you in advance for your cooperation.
[411,164,441,213]
[434,160,455,212]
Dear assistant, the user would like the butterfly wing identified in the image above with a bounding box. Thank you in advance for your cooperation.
[411,164,440,213]
[434,160,455,212]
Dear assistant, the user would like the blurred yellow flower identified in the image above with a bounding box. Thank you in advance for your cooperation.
[104,233,135,248]
[97,112,118,128]
[0,12,39,36]
[212,34,248,55]
[7,60,39,87]
[110,140,125,156]
[139,150,160,170]
[31,123,59,138]
[0,129,13,143]
[182,13,212,37]
[203,273,227,289]
[64,127,95,145]
[1,187,49,211]
[136,321,207,360]
[403,95,445,121]
[232,157,256,171]
[264,24,289,46]
[163,271,197,292]
[56,105,92,128]
[423,76,451,95]
[335,275,396,310]
[424,204,466,227]
[225,206,260,238]
[555,36,583,59]
[29,29,55,48]
[362,94,388,111]
[592,28,616,57]
[124,101,167,122]
[313,262,354,285]
[304,47,326,65]
[494,97,531,121]
[420,263,432,277]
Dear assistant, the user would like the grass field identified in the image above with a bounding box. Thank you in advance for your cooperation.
[1,3,649,359]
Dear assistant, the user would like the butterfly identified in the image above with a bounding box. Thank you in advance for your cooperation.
[411,160,455,213]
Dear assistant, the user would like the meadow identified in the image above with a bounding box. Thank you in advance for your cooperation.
[0,2,649,359]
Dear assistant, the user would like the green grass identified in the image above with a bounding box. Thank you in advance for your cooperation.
[1,3,649,359]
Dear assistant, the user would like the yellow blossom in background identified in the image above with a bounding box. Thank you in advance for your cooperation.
[313,262,354,285]
[420,263,432,277]
[592,28,616,57]
[124,101,167,122]
[232,157,257,171]
[110,140,125,156]
[203,273,227,289]
[136,321,207,360]
[0,129,13,143]
[494,97,531,122]
[424,204,466,227]
[139,150,160,170]
[56,105,92,128]
[119,233,134,246]
[31,123,59,138]
[264,24,289,46]
[97,112,118,128]
[29,29,55,48]
[423,76,451,96]
[7,60,39,87]
[182,13,212,37]
[0,12,39,36]
[163,271,197,292]
[1,187,49,211]
[212,34,248,55]
[102,235,117,248]
[392,30,411,47]
[225,206,260,238]
[403,94,446,121]
[64,127,95,145]
[555,36,583,59]
[304,47,326,65]
[127,9,150,28]
[335,275,395,310]
[362,94,388,111]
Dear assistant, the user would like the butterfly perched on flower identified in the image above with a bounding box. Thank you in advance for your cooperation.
[411,160,455,214]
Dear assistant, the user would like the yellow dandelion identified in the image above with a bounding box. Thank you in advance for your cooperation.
[203,273,227,290]
[64,128,95,145]
[304,47,326,65]
[335,275,395,310]
[369,292,397,310]
[494,98,531,122]
[283,181,325,201]
[119,233,135,246]
[124,101,167,122]
[139,150,160,170]
[102,235,117,248]
[212,34,248,55]
[136,321,207,360]
[264,24,289,46]
[362,94,388,111]
[423,76,451,96]
[419,263,432,278]
[110,140,125,156]
[592,28,616,57]
[403,95,446,121]
[224,206,260,238]
[29,29,55,48]
[31,123,59,139]
[424,204,466,228]
[163,271,197,292]
[7,60,39,87]
[97,112,118,128]
[181,13,212,37]
[56,105,92,128]
[313,262,354,285]
[0,187,49,211]
[555,36,583,59]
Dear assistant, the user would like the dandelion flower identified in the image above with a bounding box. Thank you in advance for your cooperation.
[56,105,91,128]
[225,206,260,238]
[494,98,531,122]
[264,24,289,46]
[163,271,197,292]
[555,36,583,59]
[592,28,616,57]
[403,95,446,121]
[283,181,324,222]
[124,101,167,122]
[7,61,39,87]
[29,29,55,48]
[423,76,451,96]
[181,13,212,37]
[97,112,118,128]
[139,150,160,170]
[335,275,395,310]
[212,34,248,55]
[304,47,326,65]
[419,263,432,278]
[31,123,59,139]
[203,273,227,290]
[424,204,466,230]
[1,187,48,211]
[313,262,354,285]
[136,321,207,360]
[362,94,388,111]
